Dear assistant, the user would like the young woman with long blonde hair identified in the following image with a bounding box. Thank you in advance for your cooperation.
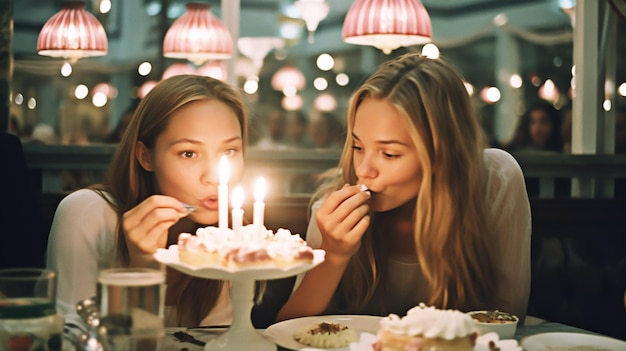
[278,53,531,323]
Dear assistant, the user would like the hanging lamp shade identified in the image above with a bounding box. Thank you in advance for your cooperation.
[342,0,432,54]
[37,1,108,62]
[163,3,233,65]
[294,0,330,43]
[237,37,285,73]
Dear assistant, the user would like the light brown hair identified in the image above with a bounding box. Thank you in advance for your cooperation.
[92,75,247,325]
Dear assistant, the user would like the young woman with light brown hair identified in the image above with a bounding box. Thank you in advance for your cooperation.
[47,75,247,328]
[278,53,531,323]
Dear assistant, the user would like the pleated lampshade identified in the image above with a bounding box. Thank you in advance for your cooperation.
[342,0,432,54]
[163,3,233,65]
[37,1,108,62]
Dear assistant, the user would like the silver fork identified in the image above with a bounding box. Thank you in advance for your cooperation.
[181,203,196,213]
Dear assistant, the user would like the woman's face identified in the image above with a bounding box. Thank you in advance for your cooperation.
[352,98,422,212]
[529,109,553,147]
[141,100,243,225]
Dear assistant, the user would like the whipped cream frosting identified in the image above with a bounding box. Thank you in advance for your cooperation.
[177,225,314,262]
[379,303,476,340]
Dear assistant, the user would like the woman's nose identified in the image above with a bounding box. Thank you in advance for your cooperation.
[201,159,220,184]
[354,154,377,180]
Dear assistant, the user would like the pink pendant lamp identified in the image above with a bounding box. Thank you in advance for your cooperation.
[342,0,432,54]
[163,3,233,65]
[37,1,108,62]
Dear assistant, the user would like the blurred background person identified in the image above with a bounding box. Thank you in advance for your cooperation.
[105,100,139,143]
[308,111,344,149]
[507,100,563,154]
[506,100,566,197]
[255,108,287,149]
[25,123,57,145]
[8,114,21,136]
[285,110,311,148]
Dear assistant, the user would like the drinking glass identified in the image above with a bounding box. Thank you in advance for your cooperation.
[0,268,64,351]
[97,268,165,351]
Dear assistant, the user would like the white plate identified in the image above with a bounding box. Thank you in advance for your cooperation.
[521,332,626,351]
[264,315,381,350]
[154,246,325,280]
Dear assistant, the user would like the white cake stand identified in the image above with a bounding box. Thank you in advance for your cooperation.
[154,246,325,351]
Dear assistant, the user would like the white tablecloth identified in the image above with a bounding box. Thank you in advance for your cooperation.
[163,321,607,351]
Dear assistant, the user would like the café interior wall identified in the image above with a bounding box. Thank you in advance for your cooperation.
[5,0,581,145]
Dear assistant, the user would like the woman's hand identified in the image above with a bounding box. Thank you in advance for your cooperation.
[122,195,189,266]
[315,184,371,264]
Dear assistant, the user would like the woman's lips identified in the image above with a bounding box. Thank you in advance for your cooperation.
[201,197,219,211]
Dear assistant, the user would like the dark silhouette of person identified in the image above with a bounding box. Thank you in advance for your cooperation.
[0,132,46,268]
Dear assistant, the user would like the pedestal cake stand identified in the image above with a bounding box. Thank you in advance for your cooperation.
[154,246,325,351]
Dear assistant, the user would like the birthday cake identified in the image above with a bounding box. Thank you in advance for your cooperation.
[176,225,315,268]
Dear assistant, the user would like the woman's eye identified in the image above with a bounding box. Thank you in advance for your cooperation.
[383,152,399,158]
[352,145,362,151]
[223,148,237,157]
[181,151,196,159]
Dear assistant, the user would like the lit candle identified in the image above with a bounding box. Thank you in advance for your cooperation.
[231,186,244,239]
[253,177,267,229]
[218,156,230,230]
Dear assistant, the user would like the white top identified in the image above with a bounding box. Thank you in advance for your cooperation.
[303,148,531,318]
[46,189,232,328]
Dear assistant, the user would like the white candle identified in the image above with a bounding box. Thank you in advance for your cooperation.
[231,186,244,239]
[253,177,267,229]
[218,156,230,230]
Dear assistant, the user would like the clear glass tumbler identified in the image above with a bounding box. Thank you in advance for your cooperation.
[0,268,64,351]
[97,268,165,351]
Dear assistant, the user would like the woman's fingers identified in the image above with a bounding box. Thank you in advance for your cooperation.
[126,209,181,250]
[316,185,371,258]
[123,195,187,230]
[123,195,189,255]
[320,185,370,217]
[131,218,178,253]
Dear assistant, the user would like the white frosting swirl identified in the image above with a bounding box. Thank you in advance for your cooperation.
[379,303,476,340]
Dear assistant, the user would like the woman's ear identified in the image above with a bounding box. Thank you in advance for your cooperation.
[136,141,154,172]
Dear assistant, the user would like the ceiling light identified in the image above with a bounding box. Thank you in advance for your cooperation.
[238,37,285,74]
[37,1,108,62]
[163,3,233,65]
[295,0,330,43]
[342,0,432,54]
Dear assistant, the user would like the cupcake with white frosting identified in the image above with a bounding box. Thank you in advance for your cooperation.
[376,303,477,351]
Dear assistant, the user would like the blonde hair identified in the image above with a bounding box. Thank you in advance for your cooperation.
[92,75,247,325]
[319,53,496,313]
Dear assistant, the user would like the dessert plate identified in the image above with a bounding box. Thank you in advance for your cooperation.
[521,332,626,351]
[264,315,381,350]
[154,246,325,280]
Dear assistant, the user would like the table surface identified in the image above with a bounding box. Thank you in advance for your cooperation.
[163,320,611,351]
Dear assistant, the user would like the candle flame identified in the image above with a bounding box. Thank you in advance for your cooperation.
[218,155,230,184]
[232,186,244,209]
[254,177,267,202]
